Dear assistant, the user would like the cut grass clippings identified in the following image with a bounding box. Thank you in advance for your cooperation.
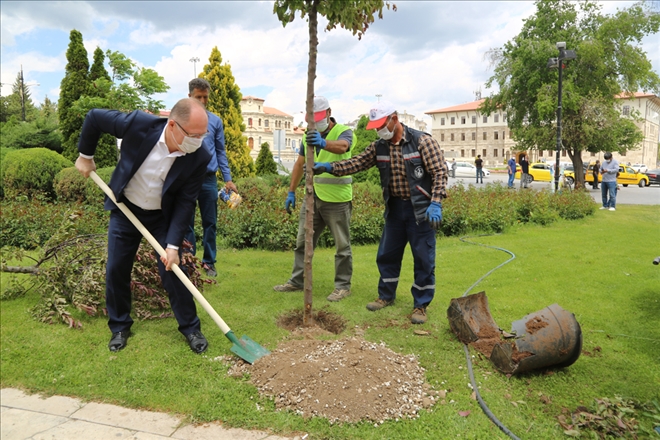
[1,204,659,439]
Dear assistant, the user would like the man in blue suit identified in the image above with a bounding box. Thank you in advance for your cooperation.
[75,98,212,353]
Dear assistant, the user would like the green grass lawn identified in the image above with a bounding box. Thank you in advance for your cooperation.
[2,205,659,439]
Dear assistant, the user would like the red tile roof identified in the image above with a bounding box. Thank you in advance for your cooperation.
[426,99,486,114]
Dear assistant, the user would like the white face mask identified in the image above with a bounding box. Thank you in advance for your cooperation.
[170,129,204,154]
[377,118,394,140]
[316,117,329,133]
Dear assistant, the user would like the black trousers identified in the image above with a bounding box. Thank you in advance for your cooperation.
[105,203,200,336]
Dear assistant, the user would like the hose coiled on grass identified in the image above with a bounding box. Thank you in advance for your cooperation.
[458,235,520,440]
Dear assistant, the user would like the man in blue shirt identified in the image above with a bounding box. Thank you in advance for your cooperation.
[507,156,516,188]
[185,78,237,277]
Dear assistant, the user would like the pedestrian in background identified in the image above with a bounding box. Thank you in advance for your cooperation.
[184,78,237,278]
[600,152,619,211]
[592,160,600,189]
[451,158,457,178]
[273,96,355,302]
[519,154,529,188]
[312,101,448,325]
[507,156,516,188]
[475,155,484,184]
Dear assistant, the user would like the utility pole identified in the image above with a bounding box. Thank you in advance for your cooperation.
[189,57,200,77]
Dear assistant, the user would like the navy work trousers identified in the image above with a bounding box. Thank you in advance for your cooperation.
[376,197,436,309]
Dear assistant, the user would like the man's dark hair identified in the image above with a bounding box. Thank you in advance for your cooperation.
[189,78,211,94]
[604,152,613,160]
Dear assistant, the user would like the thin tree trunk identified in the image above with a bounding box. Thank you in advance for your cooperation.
[303,0,319,327]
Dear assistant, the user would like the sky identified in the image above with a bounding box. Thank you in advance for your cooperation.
[1,1,658,126]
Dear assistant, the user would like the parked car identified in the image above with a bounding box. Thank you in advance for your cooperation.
[631,163,648,173]
[453,161,491,178]
[515,162,553,182]
[644,169,660,186]
[565,163,649,187]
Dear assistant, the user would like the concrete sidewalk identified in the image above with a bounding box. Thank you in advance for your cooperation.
[1,388,298,440]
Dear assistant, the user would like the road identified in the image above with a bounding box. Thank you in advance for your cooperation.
[279,162,659,206]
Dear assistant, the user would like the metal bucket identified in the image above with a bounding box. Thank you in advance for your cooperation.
[490,304,582,374]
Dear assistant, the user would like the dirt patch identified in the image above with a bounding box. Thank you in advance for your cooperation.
[525,316,549,334]
[228,334,439,424]
[276,308,347,334]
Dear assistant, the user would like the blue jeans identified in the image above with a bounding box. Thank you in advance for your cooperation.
[476,168,483,183]
[288,197,353,290]
[507,173,515,187]
[376,198,436,309]
[185,173,218,265]
[601,181,617,208]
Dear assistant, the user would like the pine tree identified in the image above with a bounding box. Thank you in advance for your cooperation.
[58,30,90,162]
[200,47,255,179]
[255,142,278,176]
[87,47,118,167]
[12,71,37,122]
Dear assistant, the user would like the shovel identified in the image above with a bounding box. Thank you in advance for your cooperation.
[90,171,270,364]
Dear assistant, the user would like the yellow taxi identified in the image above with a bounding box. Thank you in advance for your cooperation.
[515,162,553,183]
[564,163,649,187]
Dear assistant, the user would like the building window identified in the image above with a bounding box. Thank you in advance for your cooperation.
[258,118,262,127]
[502,131,505,140]
[248,137,254,149]
[451,117,455,125]
[451,133,455,141]
[471,132,476,140]
[471,149,476,157]
[461,116,466,124]
[622,105,630,116]
[503,113,507,122]
[539,150,543,157]
[461,149,465,157]
[265,119,269,128]
[482,149,487,157]
[461,133,465,141]
[591,151,596,157]
[441,133,445,142]
[441,118,445,126]
[494,149,498,157]
[494,131,499,140]
[258,136,262,145]
[494,115,499,123]
[483,116,488,123]
[509,131,513,138]
[561,150,566,157]
[472,116,477,124]
[248,117,253,127]
[482,132,487,140]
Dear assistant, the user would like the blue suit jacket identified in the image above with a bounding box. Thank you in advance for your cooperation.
[78,109,212,247]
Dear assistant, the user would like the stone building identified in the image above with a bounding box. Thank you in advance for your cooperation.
[239,96,304,161]
[426,93,660,167]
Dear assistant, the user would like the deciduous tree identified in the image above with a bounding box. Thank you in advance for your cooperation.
[481,0,659,188]
[200,47,255,179]
[273,0,395,324]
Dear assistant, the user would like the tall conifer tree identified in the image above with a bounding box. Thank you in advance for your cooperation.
[87,47,118,167]
[200,47,255,179]
[58,30,90,162]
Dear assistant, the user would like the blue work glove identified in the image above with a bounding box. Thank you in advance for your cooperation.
[305,130,327,149]
[425,202,442,229]
[285,191,295,213]
[312,162,333,175]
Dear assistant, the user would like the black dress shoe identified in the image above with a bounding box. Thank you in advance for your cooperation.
[108,331,131,352]
[186,331,208,354]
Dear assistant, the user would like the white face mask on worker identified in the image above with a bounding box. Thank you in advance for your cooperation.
[316,117,329,133]
[170,129,203,154]
[377,119,394,140]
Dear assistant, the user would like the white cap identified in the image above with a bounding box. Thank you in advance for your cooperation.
[312,96,330,122]
[366,101,396,129]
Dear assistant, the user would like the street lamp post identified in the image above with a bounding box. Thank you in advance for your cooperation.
[547,42,576,192]
[189,57,200,77]
[375,94,382,102]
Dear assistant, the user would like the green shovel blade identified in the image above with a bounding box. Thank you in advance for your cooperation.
[225,331,270,364]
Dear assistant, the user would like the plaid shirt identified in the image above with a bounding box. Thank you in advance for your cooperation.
[332,125,448,203]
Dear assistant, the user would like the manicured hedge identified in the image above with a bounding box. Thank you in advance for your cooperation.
[1,148,72,200]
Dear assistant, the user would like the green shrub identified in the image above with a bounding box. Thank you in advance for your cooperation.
[54,166,114,205]
[551,189,597,219]
[1,148,73,199]
[0,199,109,249]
